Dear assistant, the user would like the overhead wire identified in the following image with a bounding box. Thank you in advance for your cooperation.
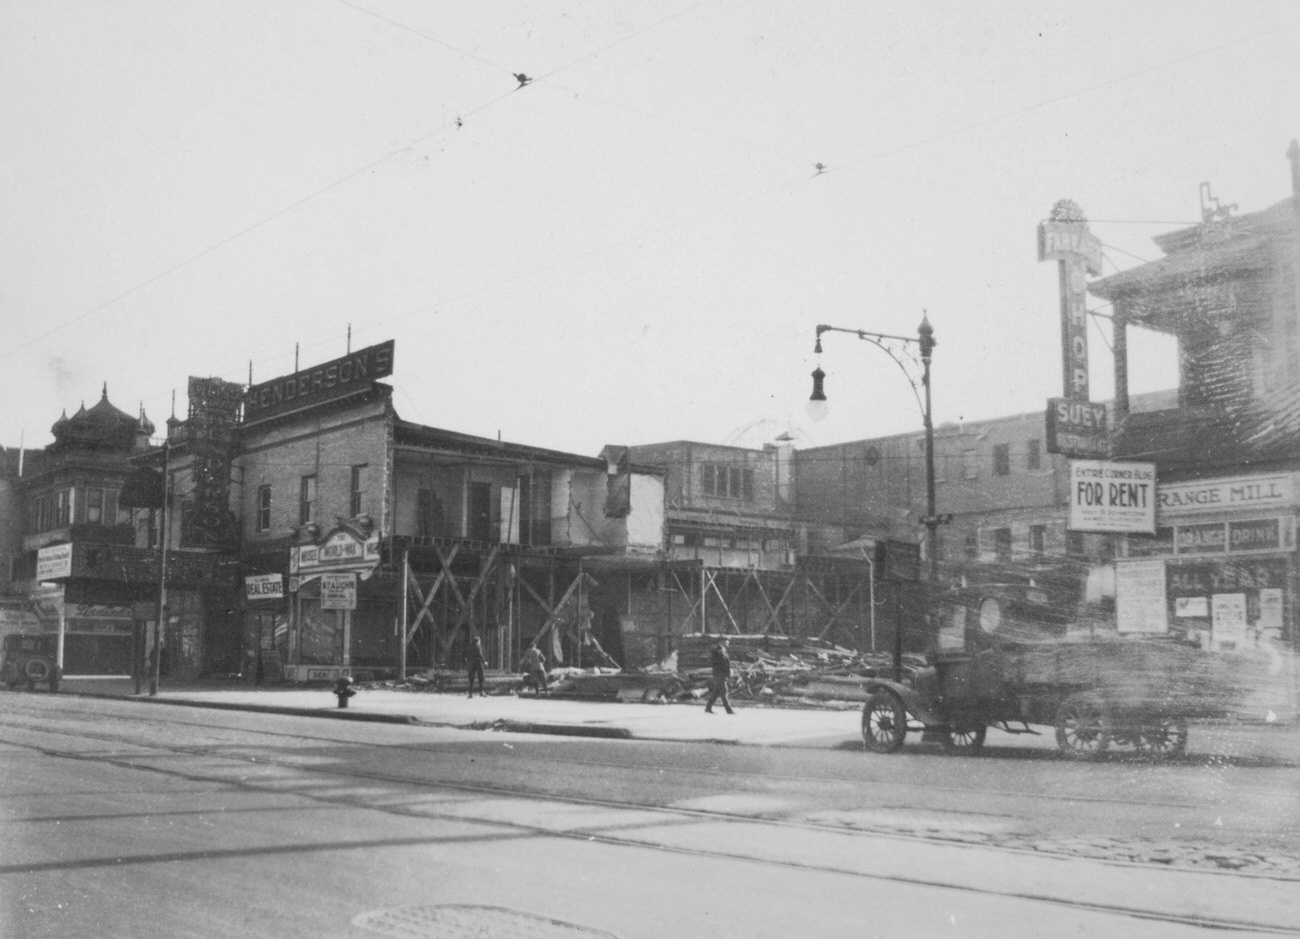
[7,6,1294,435]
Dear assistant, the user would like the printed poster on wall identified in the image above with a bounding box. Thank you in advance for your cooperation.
[320,572,357,610]
[1211,592,1247,649]
[1115,558,1167,634]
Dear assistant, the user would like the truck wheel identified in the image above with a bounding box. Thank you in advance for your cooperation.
[942,722,987,756]
[1055,692,1112,760]
[24,659,51,682]
[1138,717,1188,758]
[862,690,908,753]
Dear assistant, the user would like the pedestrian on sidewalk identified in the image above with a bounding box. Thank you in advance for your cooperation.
[466,636,487,697]
[704,636,734,714]
[522,643,548,695]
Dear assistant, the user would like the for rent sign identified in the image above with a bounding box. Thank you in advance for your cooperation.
[1069,460,1156,533]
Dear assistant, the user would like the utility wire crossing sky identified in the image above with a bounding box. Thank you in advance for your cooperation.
[2,1,1298,456]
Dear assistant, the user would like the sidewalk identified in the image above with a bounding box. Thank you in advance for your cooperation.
[51,677,1300,762]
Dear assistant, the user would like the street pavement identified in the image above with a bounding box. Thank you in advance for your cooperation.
[50,676,1300,763]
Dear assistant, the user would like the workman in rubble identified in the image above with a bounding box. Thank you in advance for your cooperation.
[704,636,735,715]
[522,643,548,695]
[466,635,487,697]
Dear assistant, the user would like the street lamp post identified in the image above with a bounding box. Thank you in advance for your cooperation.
[807,314,941,579]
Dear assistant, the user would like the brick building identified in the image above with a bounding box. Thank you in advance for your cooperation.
[231,340,669,680]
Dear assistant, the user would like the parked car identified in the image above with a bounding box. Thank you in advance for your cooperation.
[1,634,61,692]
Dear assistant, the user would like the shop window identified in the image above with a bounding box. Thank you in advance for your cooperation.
[350,464,366,517]
[993,444,1010,476]
[299,475,316,525]
[1026,439,1042,470]
[257,485,271,532]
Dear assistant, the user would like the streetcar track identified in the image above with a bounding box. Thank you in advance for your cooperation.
[2,709,1298,936]
[0,703,1223,811]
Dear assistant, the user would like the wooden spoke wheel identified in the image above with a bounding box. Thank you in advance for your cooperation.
[1055,692,1113,760]
[861,690,908,754]
[941,722,987,756]
[1137,716,1189,758]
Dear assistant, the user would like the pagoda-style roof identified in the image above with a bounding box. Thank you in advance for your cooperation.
[48,385,139,454]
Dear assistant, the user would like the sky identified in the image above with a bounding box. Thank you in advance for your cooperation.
[2,1,1299,458]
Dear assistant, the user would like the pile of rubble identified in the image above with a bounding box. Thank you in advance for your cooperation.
[359,633,926,708]
[671,633,925,708]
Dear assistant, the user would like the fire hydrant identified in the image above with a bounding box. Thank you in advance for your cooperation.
[333,676,356,708]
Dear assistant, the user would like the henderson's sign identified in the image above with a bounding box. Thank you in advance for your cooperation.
[244,340,395,423]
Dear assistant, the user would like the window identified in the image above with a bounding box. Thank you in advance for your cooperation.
[86,487,104,523]
[416,488,444,539]
[1066,531,1085,556]
[299,475,316,525]
[701,463,754,501]
[962,450,979,480]
[257,485,272,532]
[55,489,71,525]
[1030,524,1046,555]
[964,532,978,560]
[350,464,366,517]
[993,444,1010,476]
[468,482,492,541]
[1026,439,1041,470]
[993,527,1012,562]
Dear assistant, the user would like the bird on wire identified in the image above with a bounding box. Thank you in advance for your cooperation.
[513,73,533,88]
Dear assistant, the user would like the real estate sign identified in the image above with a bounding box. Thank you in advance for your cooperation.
[36,544,73,581]
[1068,460,1157,533]
[245,573,285,601]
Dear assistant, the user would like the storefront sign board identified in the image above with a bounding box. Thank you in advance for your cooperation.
[1158,473,1296,520]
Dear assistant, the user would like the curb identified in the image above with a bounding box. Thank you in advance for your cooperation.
[67,691,422,725]
[470,719,633,739]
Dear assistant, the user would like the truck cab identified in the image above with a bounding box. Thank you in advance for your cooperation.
[1,634,61,692]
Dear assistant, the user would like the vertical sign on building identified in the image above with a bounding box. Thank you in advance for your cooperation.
[1038,199,1103,402]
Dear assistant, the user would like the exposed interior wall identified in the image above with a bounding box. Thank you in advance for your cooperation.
[625,473,665,551]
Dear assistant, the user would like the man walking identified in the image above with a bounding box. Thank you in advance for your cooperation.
[522,643,548,695]
[466,635,487,697]
[704,636,735,714]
